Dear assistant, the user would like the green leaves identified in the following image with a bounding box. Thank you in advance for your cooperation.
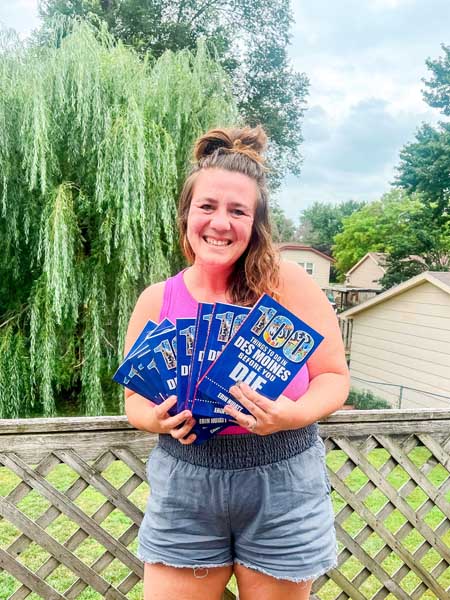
[39,0,308,185]
[0,20,236,417]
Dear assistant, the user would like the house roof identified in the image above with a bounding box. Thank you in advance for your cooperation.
[345,252,387,276]
[340,271,450,318]
[277,244,335,262]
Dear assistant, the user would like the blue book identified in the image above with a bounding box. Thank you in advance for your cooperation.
[124,320,157,360]
[151,327,178,397]
[113,345,163,403]
[192,303,250,419]
[197,294,324,415]
[127,318,174,359]
[113,318,175,405]
[191,418,230,445]
[185,303,214,413]
[176,318,196,413]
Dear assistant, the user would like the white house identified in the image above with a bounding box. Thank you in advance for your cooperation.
[340,271,450,409]
[345,252,387,290]
[278,244,334,288]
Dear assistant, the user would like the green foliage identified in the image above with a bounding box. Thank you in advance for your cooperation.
[38,0,309,186]
[333,190,421,279]
[299,200,365,257]
[0,20,237,417]
[270,203,297,243]
[345,389,391,410]
[423,43,450,116]
[380,197,450,289]
[384,45,450,287]
[395,122,450,207]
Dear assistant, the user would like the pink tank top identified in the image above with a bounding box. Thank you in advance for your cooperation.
[160,270,310,434]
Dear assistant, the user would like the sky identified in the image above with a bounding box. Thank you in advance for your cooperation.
[1,0,449,222]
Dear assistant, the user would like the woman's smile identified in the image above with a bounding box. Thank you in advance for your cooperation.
[202,236,232,247]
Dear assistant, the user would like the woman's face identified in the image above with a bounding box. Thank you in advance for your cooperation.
[186,168,257,271]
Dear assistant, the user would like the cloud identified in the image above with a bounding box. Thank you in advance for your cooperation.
[0,0,40,37]
[276,0,450,221]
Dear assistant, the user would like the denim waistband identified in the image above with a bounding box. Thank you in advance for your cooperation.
[157,424,318,469]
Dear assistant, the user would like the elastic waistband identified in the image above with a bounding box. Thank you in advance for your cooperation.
[157,424,318,469]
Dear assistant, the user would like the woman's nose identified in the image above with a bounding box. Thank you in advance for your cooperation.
[210,209,231,231]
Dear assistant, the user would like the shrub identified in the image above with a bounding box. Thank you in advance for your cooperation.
[345,388,392,410]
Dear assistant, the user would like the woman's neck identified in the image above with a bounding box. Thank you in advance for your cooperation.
[183,264,232,303]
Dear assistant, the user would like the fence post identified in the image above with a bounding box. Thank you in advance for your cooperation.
[398,385,404,409]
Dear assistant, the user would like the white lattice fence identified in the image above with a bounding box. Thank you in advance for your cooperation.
[315,410,450,600]
[0,411,449,600]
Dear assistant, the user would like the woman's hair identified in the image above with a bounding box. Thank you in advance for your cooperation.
[178,126,280,306]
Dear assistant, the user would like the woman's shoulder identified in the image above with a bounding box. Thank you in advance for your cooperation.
[277,259,327,314]
[124,280,166,356]
[135,281,166,321]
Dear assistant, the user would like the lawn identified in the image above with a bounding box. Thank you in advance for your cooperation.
[0,446,449,599]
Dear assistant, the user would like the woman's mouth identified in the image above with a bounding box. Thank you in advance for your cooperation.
[203,236,232,247]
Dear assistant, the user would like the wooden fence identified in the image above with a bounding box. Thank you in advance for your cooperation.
[0,409,449,599]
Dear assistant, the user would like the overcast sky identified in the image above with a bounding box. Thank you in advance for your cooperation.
[2,0,449,221]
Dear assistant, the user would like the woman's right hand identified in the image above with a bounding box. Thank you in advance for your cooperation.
[150,396,197,445]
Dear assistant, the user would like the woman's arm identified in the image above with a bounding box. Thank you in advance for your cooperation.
[123,282,196,443]
[279,260,350,423]
[224,260,350,433]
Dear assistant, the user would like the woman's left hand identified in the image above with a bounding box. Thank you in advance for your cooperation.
[223,382,300,435]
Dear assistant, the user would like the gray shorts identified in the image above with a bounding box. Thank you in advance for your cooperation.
[138,431,337,583]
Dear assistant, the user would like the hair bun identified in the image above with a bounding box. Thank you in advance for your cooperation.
[194,126,267,165]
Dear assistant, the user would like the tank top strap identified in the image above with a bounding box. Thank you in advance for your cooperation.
[159,270,198,321]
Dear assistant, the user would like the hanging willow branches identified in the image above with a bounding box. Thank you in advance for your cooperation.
[0,20,237,418]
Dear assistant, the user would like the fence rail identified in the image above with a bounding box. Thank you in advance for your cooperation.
[0,410,449,600]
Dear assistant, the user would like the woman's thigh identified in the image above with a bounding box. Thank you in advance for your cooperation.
[234,563,313,600]
[144,563,233,600]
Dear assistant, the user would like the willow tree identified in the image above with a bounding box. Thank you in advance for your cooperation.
[0,20,237,418]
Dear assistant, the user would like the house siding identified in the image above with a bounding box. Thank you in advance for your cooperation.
[346,256,384,289]
[280,249,331,287]
[347,281,450,409]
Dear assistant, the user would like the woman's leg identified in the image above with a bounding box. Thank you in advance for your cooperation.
[234,563,313,600]
[144,563,233,600]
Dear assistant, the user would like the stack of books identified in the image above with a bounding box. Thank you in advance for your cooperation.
[114,294,323,444]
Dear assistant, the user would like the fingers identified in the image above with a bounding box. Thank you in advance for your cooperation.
[163,409,192,430]
[154,395,178,417]
[223,404,256,431]
[170,417,196,441]
[227,383,267,420]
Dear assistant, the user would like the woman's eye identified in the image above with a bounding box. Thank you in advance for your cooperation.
[200,204,213,211]
[231,209,245,216]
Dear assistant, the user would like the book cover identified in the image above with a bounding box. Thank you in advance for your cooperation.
[185,303,213,412]
[192,303,250,418]
[176,318,196,413]
[197,294,324,415]
[124,319,157,360]
[113,318,175,405]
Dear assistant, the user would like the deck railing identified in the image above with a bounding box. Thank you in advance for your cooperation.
[0,409,449,600]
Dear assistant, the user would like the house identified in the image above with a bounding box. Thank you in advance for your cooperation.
[345,252,387,289]
[339,271,450,409]
[278,244,334,288]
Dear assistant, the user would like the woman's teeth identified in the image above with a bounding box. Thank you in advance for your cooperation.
[204,237,230,246]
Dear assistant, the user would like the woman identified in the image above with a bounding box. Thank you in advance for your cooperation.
[125,126,350,600]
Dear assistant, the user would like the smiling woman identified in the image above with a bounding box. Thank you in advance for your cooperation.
[124,125,350,600]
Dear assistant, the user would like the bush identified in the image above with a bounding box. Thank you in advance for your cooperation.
[345,388,392,410]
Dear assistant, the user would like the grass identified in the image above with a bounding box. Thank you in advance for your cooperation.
[0,447,449,599]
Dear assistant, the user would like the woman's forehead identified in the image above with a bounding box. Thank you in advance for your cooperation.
[192,168,257,204]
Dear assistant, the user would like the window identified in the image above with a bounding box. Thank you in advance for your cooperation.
[299,261,314,275]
